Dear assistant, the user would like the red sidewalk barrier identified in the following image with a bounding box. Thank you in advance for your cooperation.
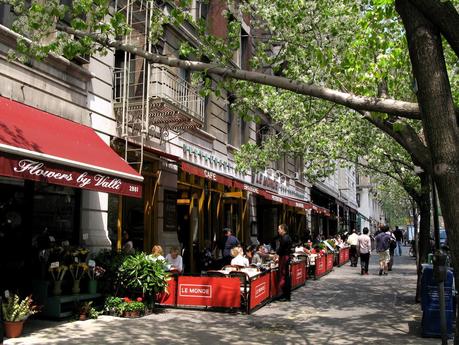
[326,254,334,272]
[291,261,307,289]
[176,276,241,308]
[249,272,270,311]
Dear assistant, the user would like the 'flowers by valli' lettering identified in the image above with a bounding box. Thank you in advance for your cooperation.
[14,159,73,181]
[94,174,121,190]
[76,172,92,187]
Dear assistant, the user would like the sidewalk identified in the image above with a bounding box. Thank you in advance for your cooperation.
[3,248,442,345]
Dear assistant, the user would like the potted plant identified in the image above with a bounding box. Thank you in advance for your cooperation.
[117,252,170,308]
[122,297,145,318]
[2,294,39,338]
[77,301,99,321]
[103,296,124,317]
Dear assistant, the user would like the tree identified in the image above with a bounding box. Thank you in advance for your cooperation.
[3,0,459,337]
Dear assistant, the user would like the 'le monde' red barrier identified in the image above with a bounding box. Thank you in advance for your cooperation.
[249,272,271,311]
[326,254,334,272]
[290,261,307,289]
[156,255,359,312]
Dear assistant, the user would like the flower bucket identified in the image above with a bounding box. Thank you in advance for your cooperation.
[88,279,97,294]
[52,280,63,296]
[72,279,81,294]
[4,321,24,338]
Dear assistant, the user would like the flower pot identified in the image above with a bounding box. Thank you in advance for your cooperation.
[4,321,24,338]
[72,279,81,294]
[79,314,87,321]
[52,280,63,296]
[88,279,97,294]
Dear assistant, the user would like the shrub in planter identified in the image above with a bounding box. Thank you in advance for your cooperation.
[117,252,170,306]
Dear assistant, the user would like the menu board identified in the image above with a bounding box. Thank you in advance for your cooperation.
[163,190,177,232]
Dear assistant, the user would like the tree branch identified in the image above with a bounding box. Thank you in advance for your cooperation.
[55,23,424,119]
[409,0,459,58]
[358,110,432,171]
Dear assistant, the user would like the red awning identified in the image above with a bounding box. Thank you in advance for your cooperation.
[262,190,287,205]
[311,203,331,217]
[0,97,143,198]
[233,180,264,195]
[287,198,313,210]
[181,161,233,187]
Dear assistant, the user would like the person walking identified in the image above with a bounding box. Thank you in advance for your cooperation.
[276,224,292,301]
[358,227,371,275]
[375,226,391,276]
[221,228,239,266]
[386,228,397,271]
[393,226,404,256]
[347,229,359,267]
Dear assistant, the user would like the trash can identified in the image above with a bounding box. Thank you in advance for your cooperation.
[420,264,455,338]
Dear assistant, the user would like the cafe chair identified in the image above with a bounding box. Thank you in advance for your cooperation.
[229,270,250,312]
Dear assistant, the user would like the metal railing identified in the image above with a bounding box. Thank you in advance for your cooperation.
[150,65,204,123]
[113,65,205,125]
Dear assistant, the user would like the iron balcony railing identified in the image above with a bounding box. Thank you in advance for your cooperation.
[114,65,205,125]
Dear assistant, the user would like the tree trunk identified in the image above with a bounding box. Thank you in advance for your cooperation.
[396,1,459,341]
[415,173,431,302]
[417,173,431,265]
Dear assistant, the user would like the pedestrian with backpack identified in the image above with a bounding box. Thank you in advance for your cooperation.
[375,226,392,275]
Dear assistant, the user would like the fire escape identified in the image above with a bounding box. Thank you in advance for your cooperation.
[113,0,205,173]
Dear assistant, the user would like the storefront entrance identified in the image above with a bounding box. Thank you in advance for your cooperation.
[0,177,80,294]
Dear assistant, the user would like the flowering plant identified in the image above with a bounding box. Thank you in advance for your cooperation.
[70,247,89,264]
[49,265,68,281]
[122,297,145,313]
[2,294,40,322]
[103,296,145,316]
[88,265,106,280]
[69,263,88,280]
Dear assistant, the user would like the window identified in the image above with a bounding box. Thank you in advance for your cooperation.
[0,4,15,28]
[233,28,249,68]
[192,0,209,21]
[356,193,360,207]
[257,124,270,146]
[227,96,246,147]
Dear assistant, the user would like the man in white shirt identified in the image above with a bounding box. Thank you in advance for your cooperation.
[358,227,372,275]
[347,229,359,267]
